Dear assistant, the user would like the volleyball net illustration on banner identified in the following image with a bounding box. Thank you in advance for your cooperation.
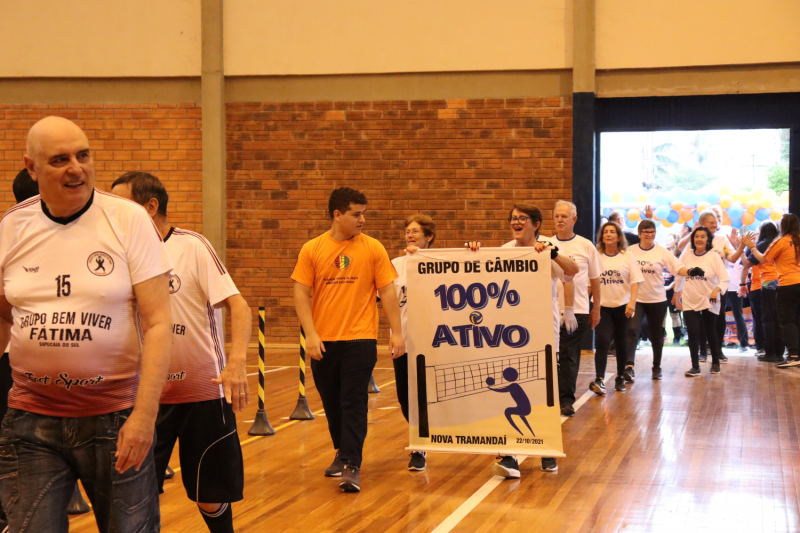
[416,345,554,438]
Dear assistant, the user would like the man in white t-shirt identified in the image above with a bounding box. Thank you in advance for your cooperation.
[0,117,173,532]
[544,201,603,417]
[111,171,251,533]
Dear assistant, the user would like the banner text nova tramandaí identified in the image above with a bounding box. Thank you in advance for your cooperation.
[405,248,564,457]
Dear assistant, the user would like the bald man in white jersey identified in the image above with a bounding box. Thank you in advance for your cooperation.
[111,171,250,533]
[0,117,173,532]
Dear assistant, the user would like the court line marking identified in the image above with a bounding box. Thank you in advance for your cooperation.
[246,366,290,376]
[430,371,614,533]
[167,379,398,476]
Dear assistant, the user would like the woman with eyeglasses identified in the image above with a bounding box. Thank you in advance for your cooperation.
[677,226,729,377]
[389,214,437,471]
[626,220,692,381]
[466,204,578,478]
[589,222,643,395]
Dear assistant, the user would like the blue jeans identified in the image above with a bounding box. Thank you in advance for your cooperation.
[0,408,160,533]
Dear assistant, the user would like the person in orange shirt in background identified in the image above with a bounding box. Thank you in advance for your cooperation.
[744,214,800,368]
[741,221,782,362]
[292,187,405,493]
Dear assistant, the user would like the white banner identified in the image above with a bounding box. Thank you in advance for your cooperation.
[405,248,563,457]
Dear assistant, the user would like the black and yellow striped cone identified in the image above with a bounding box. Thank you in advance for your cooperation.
[249,307,276,435]
[290,327,315,420]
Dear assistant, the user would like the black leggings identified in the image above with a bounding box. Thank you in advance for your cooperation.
[393,353,410,422]
[762,288,785,358]
[595,305,630,378]
[626,301,669,369]
[684,309,722,366]
[776,283,800,357]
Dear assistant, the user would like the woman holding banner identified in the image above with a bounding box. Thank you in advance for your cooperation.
[677,226,729,376]
[466,204,578,478]
[627,219,692,381]
[590,222,643,395]
[388,214,437,471]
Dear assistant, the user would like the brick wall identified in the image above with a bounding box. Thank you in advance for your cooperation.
[227,97,572,344]
[0,103,203,230]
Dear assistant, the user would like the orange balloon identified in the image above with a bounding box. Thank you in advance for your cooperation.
[719,194,733,208]
[759,196,773,209]
[680,208,693,223]
[746,199,759,213]
[770,208,784,221]
[696,201,710,213]
[662,220,674,228]
[742,211,755,225]
[670,201,683,211]
[722,211,732,226]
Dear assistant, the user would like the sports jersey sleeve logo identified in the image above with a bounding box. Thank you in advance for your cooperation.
[169,274,181,294]
[87,252,114,276]
[332,254,352,270]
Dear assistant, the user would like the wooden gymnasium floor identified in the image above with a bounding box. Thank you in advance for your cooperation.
[69,345,800,533]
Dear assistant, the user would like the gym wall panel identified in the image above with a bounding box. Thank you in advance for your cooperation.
[226,97,572,343]
[596,0,800,70]
[224,0,572,76]
[0,104,203,230]
[0,0,201,77]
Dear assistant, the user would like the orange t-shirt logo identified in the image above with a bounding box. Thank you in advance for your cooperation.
[333,254,352,270]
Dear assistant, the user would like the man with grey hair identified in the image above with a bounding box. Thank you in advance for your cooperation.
[0,116,173,532]
[543,200,603,417]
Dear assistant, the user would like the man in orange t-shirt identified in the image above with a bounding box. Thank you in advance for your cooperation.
[292,187,405,493]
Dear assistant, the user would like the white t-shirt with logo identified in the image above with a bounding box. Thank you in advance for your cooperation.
[681,235,733,270]
[598,251,643,308]
[630,243,686,303]
[390,254,409,345]
[160,228,240,404]
[677,250,729,313]
[0,190,173,417]
[502,240,574,353]
[727,259,744,294]
[544,234,603,314]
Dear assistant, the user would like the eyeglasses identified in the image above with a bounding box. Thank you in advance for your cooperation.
[640,231,656,236]
[405,229,423,236]
[508,216,530,224]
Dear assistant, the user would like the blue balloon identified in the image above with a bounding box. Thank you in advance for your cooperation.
[652,192,670,206]
[623,193,636,203]
[705,191,720,205]
[748,222,760,231]
[667,210,680,223]
[640,211,647,221]
[685,220,695,229]
[670,187,685,203]
[731,218,743,228]
[755,208,770,221]
[727,204,744,221]
[601,192,611,203]
[693,211,700,222]
[655,205,670,219]
[602,208,612,217]
[683,190,699,206]
[625,218,637,229]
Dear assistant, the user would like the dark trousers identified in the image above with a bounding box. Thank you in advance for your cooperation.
[685,309,722,366]
[749,288,765,351]
[392,354,410,422]
[558,313,590,407]
[762,287,785,358]
[726,294,750,347]
[776,284,800,357]
[716,291,728,347]
[595,305,630,378]
[627,301,668,369]
[310,340,377,468]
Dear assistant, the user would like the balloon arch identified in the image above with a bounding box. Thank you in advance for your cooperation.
[601,186,790,231]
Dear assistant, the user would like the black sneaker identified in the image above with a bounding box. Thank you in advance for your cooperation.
[710,364,721,374]
[541,458,558,472]
[614,376,626,392]
[589,378,606,396]
[560,404,575,417]
[756,349,766,357]
[408,451,426,471]
[719,354,728,363]
[325,451,344,477]
[652,367,662,380]
[777,357,800,368]
[685,367,701,377]
[164,466,175,479]
[492,456,520,479]
[623,366,635,383]
[739,346,750,353]
[339,465,360,492]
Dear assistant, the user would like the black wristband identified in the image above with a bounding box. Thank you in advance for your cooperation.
[739,283,746,286]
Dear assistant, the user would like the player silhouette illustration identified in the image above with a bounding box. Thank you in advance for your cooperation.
[94,257,105,272]
[486,367,534,436]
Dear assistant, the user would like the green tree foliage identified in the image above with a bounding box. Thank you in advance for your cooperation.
[767,164,789,194]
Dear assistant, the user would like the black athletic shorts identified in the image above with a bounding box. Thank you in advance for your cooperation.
[666,288,678,314]
[154,398,244,503]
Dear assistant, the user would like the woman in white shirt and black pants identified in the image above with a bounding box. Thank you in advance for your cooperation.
[627,219,692,381]
[677,226,730,376]
[590,221,643,395]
